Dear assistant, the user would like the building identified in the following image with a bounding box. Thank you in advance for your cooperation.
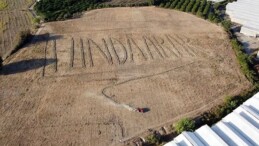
[164,92,259,146]
[226,0,259,37]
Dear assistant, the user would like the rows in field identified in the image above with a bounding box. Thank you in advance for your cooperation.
[0,10,32,57]
[42,34,206,77]
[4,0,34,10]
[0,0,34,58]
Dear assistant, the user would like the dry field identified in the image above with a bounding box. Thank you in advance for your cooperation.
[105,0,148,5]
[0,7,251,145]
[0,0,34,59]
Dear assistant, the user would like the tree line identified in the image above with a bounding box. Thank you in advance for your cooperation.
[35,0,234,22]
[34,0,153,21]
[34,0,105,21]
[157,0,221,22]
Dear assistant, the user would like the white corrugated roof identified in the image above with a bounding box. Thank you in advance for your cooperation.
[226,0,259,37]
[164,92,259,146]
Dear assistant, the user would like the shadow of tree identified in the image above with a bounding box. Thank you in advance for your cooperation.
[30,33,63,45]
[0,58,55,75]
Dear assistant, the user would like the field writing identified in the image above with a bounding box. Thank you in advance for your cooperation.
[41,34,206,77]
[0,7,252,145]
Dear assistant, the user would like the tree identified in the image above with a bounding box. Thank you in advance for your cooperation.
[202,1,211,17]
[159,3,165,7]
[191,0,200,14]
[34,0,104,21]
[175,118,195,134]
[146,131,161,145]
[222,20,232,31]
[208,12,215,21]
[148,0,155,5]
[180,0,190,11]
[197,0,206,17]
[165,2,171,8]
[176,0,185,9]
[186,0,195,12]
[170,0,179,8]
[197,10,203,17]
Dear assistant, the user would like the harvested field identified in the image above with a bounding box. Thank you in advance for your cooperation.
[0,0,34,59]
[105,0,148,5]
[0,7,251,145]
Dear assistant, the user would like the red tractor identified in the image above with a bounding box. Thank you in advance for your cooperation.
[137,108,144,113]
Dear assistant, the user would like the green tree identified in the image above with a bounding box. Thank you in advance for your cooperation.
[197,0,206,17]
[197,10,203,17]
[222,20,232,31]
[202,1,211,17]
[159,3,165,7]
[165,2,171,8]
[148,0,155,5]
[208,12,215,21]
[176,0,185,9]
[180,0,190,11]
[175,118,195,134]
[191,0,200,14]
[170,0,179,8]
[35,0,104,21]
[186,0,195,12]
[146,134,160,144]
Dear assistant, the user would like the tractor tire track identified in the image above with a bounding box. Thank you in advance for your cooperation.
[52,39,57,72]
[181,35,207,56]
[42,40,48,77]
[175,34,197,56]
[174,35,196,57]
[102,38,113,64]
[128,37,147,61]
[168,35,194,57]
[101,61,196,111]
[88,38,112,65]
[86,39,94,67]
[143,36,154,60]
[109,38,121,65]
[143,36,164,59]
[165,34,182,57]
[69,37,74,68]
[152,36,169,58]
[80,38,86,68]
[112,38,128,64]
[127,38,134,62]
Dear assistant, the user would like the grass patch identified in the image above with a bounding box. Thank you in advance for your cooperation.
[146,131,162,145]
[0,0,8,10]
[175,118,195,134]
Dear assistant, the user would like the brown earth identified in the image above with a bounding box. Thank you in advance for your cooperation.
[0,7,251,146]
[0,0,34,59]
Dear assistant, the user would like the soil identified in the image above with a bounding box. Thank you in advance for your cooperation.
[0,7,251,146]
[0,0,33,59]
